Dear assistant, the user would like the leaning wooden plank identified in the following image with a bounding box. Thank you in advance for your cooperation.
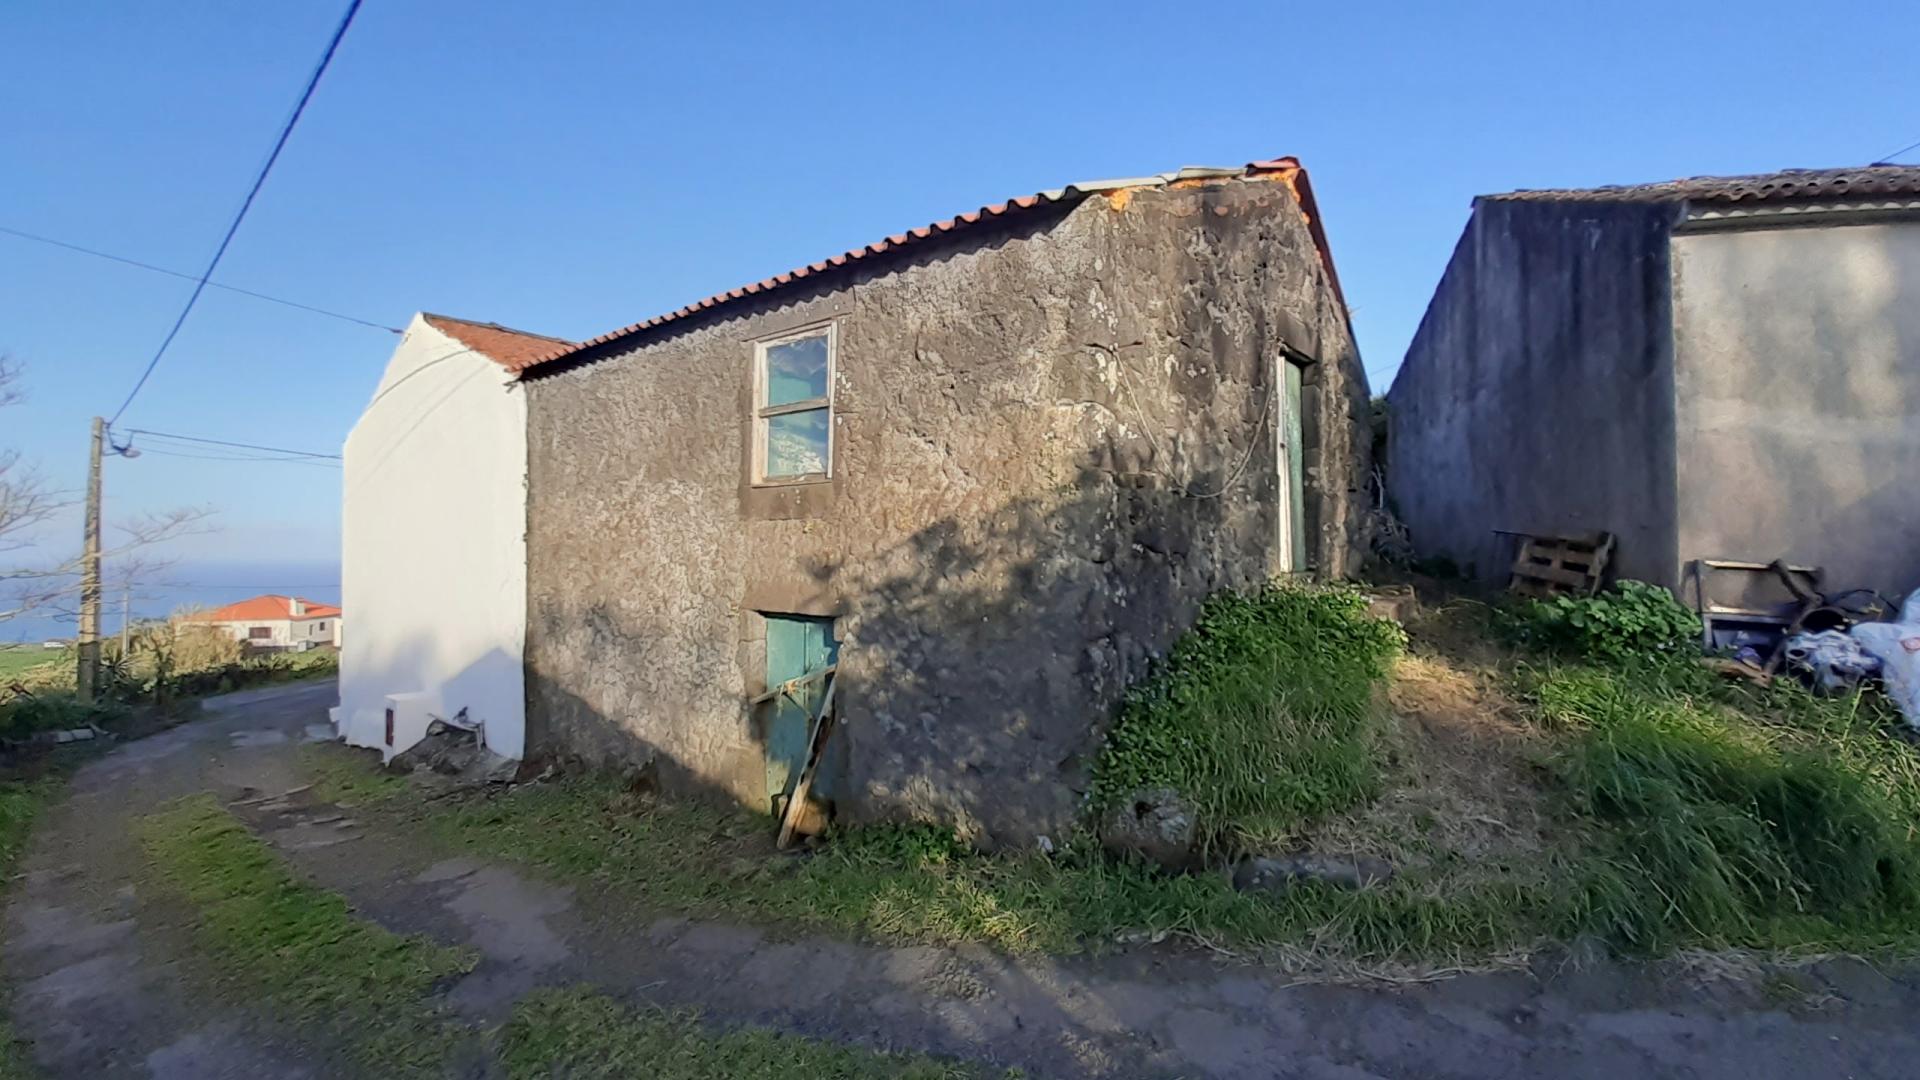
[747,664,838,706]
[777,674,840,850]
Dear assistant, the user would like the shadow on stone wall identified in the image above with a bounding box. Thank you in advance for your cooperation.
[801,431,1266,847]
[516,424,1277,847]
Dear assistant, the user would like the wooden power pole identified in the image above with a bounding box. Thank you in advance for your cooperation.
[76,417,103,703]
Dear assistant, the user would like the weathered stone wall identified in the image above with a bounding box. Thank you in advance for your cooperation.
[523,178,1365,844]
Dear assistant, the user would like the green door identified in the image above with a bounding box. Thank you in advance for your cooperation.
[1282,359,1306,573]
[763,614,838,811]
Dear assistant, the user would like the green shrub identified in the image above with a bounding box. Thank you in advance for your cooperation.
[1504,581,1700,665]
[1088,583,1405,856]
[0,692,128,741]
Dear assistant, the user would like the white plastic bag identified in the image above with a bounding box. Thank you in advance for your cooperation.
[1850,588,1920,729]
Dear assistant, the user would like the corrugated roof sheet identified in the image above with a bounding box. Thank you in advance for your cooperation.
[1483,165,1920,205]
[510,157,1339,375]
[422,313,573,369]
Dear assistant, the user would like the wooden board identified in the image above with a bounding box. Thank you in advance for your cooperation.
[1508,531,1614,599]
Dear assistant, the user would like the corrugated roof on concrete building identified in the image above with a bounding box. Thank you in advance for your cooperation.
[1483,165,1920,205]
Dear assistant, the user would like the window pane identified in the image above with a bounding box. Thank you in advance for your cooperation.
[764,333,829,406]
[765,408,829,477]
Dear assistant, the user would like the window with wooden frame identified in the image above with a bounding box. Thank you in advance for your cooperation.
[752,323,834,484]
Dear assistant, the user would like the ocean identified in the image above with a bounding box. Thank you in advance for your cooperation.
[3,559,342,643]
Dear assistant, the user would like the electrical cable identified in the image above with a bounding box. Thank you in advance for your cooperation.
[122,428,341,460]
[0,224,399,333]
[1872,135,1920,165]
[135,447,341,468]
[106,0,365,426]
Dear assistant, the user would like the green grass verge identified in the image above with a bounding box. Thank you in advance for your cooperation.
[302,585,1920,968]
[135,795,478,1076]
[306,742,1547,963]
[137,794,1020,1076]
[0,775,64,1079]
[500,987,1009,1079]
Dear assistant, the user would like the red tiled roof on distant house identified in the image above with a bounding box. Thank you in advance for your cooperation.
[506,156,1346,376]
[188,595,341,622]
[421,313,574,369]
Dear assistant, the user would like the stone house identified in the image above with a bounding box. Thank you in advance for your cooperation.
[1390,166,1920,600]
[504,157,1370,844]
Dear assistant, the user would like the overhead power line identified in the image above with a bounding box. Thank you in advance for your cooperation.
[136,447,342,468]
[106,0,365,427]
[122,428,342,460]
[1873,135,1920,165]
[0,224,399,333]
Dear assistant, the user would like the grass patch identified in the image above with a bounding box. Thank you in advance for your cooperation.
[138,788,1019,1076]
[500,987,1006,1079]
[1528,658,1920,955]
[0,774,65,1079]
[0,648,56,682]
[300,581,1920,970]
[306,742,1550,965]
[1088,584,1404,854]
[136,795,477,1075]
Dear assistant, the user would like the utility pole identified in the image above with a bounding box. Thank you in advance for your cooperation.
[76,417,103,703]
[120,587,132,657]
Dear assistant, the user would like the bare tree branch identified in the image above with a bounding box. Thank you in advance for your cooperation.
[0,356,217,625]
[0,355,22,410]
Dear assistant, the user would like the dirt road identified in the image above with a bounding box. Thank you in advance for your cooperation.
[7,681,1920,1078]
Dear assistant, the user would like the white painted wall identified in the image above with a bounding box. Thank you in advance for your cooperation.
[334,314,527,760]
[1672,218,1920,598]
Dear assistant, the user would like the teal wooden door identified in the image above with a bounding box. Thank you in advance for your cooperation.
[763,615,838,811]
[1282,359,1306,572]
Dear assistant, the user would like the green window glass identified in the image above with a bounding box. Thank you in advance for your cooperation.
[764,334,829,406]
[766,409,829,477]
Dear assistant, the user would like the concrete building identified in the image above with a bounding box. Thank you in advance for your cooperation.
[189,595,340,651]
[504,157,1370,844]
[1389,165,1920,598]
[332,313,570,761]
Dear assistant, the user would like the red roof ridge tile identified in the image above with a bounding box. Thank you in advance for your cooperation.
[421,312,576,370]
[509,155,1335,376]
[185,595,341,622]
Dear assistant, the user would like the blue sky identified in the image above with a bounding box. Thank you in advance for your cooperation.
[2,0,1915,634]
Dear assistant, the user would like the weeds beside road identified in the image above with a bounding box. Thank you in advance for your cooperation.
[309,582,1920,972]
[136,794,1011,1078]
[138,795,476,1076]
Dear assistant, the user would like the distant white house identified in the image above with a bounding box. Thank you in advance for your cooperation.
[331,313,568,762]
[189,595,342,651]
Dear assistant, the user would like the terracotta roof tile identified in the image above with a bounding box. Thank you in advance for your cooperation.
[422,313,573,369]
[510,156,1341,375]
[187,595,340,622]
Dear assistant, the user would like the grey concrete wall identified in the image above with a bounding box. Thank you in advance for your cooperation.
[1671,218,1920,599]
[522,178,1365,845]
[1388,201,1681,585]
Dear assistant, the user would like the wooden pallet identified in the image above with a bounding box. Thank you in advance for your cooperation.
[1508,531,1615,599]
